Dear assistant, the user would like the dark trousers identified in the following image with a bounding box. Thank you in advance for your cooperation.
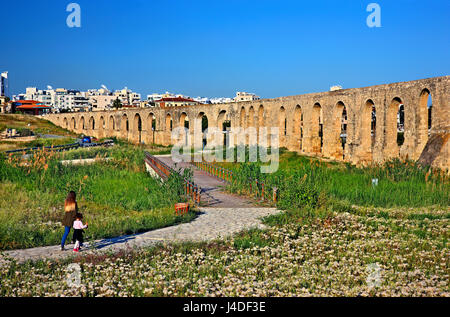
[72,229,84,244]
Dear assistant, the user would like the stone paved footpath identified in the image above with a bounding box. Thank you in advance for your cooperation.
[1,155,281,265]
[1,208,279,265]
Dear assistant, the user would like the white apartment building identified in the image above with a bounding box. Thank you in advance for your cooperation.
[14,86,142,112]
[114,87,141,106]
[86,88,115,111]
[89,95,118,111]
[15,87,90,112]
[234,92,260,102]
[147,93,165,101]
[147,92,187,102]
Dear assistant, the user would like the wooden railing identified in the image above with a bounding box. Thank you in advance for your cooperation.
[192,160,279,204]
[144,152,202,205]
[192,161,233,182]
[247,178,279,203]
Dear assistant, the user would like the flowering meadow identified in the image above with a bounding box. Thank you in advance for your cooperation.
[1,204,448,297]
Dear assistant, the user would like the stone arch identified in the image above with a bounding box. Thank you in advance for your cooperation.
[120,114,129,139]
[217,110,231,147]
[386,97,404,158]
[217,110,229,129]
[247,106,257,146]
[71,117,76,130]
[166,113,173,131]
[133,113,143,144]
[109,115,115,133]
[63,117,68,129]
[248,106,255,128]
[239,107,246,129]
[195,111,208,149]
[180,112,189,129]
[311,103,323,154]
[330,101,347,159]
[98,116,105,139]
[145,113,156,144]
[278,106,287,147]
[179,112,189,146]
[164,113,173,146]
[293,105,303,151]
[417,88,432,155]
[89,116,95,131]
[80,116,85,131]
[258,105,265,129]
[360,99,376,161]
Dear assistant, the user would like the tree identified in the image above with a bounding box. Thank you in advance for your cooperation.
[113,98,122,110]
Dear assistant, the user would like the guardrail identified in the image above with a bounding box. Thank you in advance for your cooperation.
[144,152,202,205]
[4,140,115,155]
[247,178,279,203]
[192,161,234,182]
[192,160,279,204]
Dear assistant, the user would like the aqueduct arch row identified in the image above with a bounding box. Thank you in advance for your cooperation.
[47,76,449,169]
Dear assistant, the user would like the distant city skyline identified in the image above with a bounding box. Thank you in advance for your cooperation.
[1,0,449,99]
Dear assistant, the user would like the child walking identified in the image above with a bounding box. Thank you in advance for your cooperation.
[72,213,88,252]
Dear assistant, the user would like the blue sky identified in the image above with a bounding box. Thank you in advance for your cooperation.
[1,0,449,98]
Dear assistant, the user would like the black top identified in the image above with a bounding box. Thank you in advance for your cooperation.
[62,207,77,227]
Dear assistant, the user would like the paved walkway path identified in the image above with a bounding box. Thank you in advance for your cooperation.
[157,155,254,208]
[1,155,280,265]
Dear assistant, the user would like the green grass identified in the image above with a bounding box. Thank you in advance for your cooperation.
[0,114,79,151]
[0,114,76,137]
[221,149,449,208]
[0,145,193,250]
[0,146,448,297]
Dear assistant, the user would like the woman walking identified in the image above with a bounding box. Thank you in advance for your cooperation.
[61,191,78,251]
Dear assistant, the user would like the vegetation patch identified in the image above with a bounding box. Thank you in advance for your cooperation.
[224,150,449,208]
[0,145,194,250]
[1,206,448,297]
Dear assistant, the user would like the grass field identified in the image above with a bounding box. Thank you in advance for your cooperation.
[0,144,448,297]
[220,150,449,208]
[0,114,78,151]
[0,114,76,137]
[0,145,194,250]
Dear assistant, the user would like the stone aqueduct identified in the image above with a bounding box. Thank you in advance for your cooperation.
[46,76,449,169]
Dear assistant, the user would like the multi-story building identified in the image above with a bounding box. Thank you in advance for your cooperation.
[0,72,8,97]
[234,92,260,102]
[114,88,141,107]
[14,87,90,112]
[86,88,116,111]
[14,86,143,112]
[89,95,117,111]
[155,97,200,108]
